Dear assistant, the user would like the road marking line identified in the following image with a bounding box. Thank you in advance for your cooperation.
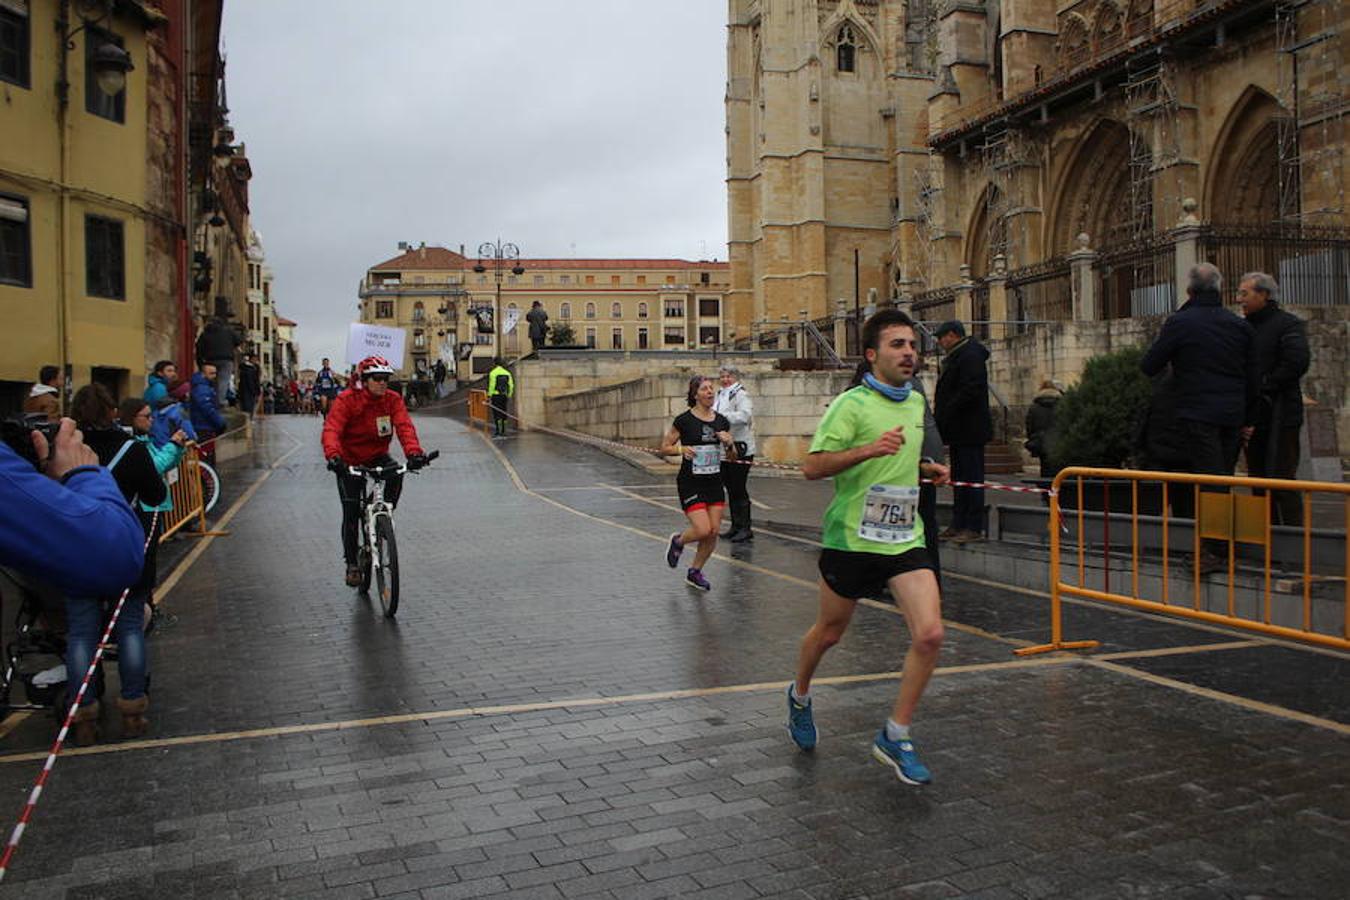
[1093,641,1259,661]
[1084,659,1350,735]
[0,657,1076,764]
[944,571,1350,660]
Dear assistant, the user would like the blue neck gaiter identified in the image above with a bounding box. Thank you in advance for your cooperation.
[863,372,912,402]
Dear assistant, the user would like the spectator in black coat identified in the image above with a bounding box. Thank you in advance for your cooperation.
[1237,272,1311,525]
[1141,263,1258,571]
[195,316,242,407]
[238,353,262,416]
[934,320,993,542]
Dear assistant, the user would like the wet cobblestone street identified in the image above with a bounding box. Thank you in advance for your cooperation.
[0,415,1345,899]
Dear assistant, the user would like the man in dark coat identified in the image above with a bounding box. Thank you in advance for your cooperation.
[238,353,262,416]
[933,320,993,542]
[526,301,549,351]
[1237,271,1311,525]
[195,316,242,407]
[1141,263,1258,570]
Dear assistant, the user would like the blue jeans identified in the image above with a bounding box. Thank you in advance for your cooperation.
[64,591,148,704]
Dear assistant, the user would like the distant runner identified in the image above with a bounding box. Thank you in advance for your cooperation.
[659,375,737,592]
[314,357,340,417]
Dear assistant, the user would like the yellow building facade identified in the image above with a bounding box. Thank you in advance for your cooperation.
[1,0,163,409]
[358,245,730,379]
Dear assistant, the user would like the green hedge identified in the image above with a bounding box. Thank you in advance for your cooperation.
[1048,346,1152,469]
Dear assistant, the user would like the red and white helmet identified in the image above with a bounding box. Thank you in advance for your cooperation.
[357,355,394,378]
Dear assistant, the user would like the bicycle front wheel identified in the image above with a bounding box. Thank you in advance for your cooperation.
[373,515,399,618]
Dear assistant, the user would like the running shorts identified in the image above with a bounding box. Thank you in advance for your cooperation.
[677,473,725,512]
[818,547,934,601]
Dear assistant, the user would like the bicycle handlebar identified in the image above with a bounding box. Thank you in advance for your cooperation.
[346,449,439,478]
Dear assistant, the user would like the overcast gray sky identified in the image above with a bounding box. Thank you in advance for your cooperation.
[221,1,728,369]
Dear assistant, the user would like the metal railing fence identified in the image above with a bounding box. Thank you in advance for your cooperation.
[1017,467,1350,656]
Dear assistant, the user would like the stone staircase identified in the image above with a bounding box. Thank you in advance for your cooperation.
[984,441,1025,475]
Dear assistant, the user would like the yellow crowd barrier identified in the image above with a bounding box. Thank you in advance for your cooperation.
[158,445,228,542]
[468,389,489,429]
[1017,467,1350,655]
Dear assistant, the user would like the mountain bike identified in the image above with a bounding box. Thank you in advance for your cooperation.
[348,451,438,617]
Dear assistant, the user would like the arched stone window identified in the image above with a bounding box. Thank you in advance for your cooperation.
[560,302,571,319]
[836,24,856,73]
[638,302,648,319]
[412,301,425,322]
[611,302,622,319]
[585,302,596,319]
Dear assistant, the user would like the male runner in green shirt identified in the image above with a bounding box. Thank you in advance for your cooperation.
[787,308,950,784]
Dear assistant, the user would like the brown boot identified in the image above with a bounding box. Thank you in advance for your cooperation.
[70,701,100,747]
[116,696,150,739]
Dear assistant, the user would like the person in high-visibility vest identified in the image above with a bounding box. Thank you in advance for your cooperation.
[487,358,514,438]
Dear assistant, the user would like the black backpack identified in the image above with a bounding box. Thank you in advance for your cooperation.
[494,372,510,395]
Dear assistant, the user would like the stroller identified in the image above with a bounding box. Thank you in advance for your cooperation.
[0,568,109,723]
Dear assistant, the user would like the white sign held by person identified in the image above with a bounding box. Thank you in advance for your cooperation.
[502,307,521,335]
[346,323,406,367]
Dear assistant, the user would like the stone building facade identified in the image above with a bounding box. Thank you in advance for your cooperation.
[727,0,1344,319]
[358,245,730,380]
[727,0,1346,441]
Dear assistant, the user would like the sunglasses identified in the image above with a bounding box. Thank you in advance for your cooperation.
[366,374,390,382]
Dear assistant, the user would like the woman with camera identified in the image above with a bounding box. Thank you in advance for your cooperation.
[66,385,169,744]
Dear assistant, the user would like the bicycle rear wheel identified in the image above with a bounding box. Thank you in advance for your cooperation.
[373,515,399,618]
[196,460,221,513]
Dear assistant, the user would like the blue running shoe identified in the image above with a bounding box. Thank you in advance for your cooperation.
[666,533,684,568]
[685,568,711,591]
[871,729,931,785]
[786,684,816,751]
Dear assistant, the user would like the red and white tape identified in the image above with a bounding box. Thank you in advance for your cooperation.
[0,512,158,883]
[472,407,1054,495]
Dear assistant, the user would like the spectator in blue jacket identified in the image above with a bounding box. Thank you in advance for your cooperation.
[143,360,177,407]
[189,362,226,434]
[149,396,197,447]
[0,419,145,597]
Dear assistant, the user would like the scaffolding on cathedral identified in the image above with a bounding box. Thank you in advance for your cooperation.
[1276,0,1346,228]
[911,150,945,292]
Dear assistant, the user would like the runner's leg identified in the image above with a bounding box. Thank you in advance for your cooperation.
[679,506,713,548]
[887,568,944,725]
[690,505,723,570]
[794,580,857,696]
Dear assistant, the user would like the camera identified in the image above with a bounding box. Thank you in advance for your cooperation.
[1,413,60,470]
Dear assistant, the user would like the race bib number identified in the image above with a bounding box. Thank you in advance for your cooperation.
[690,444,722,476]
[376,415,392,437]
[859,484,918,544]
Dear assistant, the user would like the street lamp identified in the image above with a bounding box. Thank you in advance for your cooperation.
[472,240,525,361]
[56,0,135,109]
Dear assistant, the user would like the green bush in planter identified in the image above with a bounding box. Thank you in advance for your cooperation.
[548,322,576,346]
[1049,346,1153,470]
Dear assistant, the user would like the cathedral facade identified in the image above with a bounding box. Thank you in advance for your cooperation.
[726,0,1345,336]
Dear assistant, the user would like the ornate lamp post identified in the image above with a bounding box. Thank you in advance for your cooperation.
[473,240,525,361]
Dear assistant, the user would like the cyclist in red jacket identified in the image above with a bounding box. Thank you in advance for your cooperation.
[322,356,427,585]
